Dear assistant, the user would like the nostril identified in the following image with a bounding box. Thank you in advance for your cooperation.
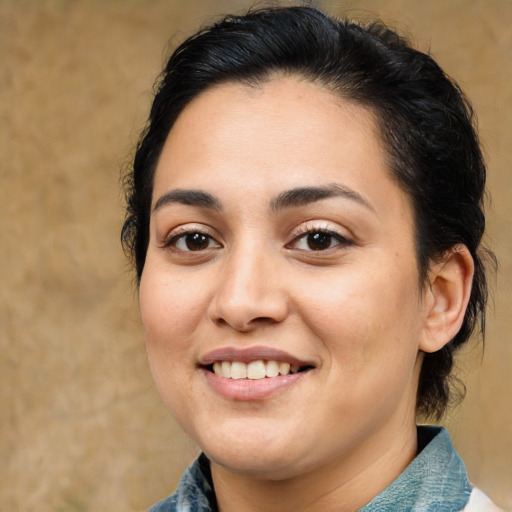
[212,315,279,333]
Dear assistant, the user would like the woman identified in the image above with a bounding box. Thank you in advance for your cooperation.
[121,6,503,512]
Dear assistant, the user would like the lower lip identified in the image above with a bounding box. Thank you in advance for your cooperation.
[202,369,308,401]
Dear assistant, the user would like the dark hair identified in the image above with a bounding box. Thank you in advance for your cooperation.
[121,6,493,419]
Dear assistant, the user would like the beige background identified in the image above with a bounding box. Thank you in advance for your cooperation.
[1,1,511,511]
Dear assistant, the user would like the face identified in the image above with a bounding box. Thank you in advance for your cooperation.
[140,77,430,480]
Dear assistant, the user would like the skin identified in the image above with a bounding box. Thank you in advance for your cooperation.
[139,77,473,512]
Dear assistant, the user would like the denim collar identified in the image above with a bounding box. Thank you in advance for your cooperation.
[358,426,472,511]
[148,426,472,512]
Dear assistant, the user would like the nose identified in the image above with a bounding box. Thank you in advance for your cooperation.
[207,244,289,332]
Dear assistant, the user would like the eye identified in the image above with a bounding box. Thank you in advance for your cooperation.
[165,231,222,252]
[289,230,352,251]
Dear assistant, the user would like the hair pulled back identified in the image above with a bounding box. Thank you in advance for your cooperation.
[122,6,493,419]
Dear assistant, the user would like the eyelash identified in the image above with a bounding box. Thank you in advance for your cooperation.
[161,227,222,252]
[287,224,354,252]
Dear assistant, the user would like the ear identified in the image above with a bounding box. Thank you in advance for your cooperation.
[419,245,474,354]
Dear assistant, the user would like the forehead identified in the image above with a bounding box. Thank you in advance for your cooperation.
[158,77,381,174]
[152,77,411,225]
[168,76,380,145]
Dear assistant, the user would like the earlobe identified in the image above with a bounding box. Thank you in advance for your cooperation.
[419,245,474,354]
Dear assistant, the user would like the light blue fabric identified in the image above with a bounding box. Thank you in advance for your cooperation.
[148,426,472,512]
[358,426,472,512]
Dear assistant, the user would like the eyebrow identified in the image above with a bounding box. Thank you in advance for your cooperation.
[153,183,374,214]
[270,183,375,213]
[153,189,222,212]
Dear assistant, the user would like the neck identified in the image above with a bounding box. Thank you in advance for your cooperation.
[211,419,418,512]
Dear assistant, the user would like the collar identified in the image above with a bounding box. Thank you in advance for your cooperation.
[358,426,472,511]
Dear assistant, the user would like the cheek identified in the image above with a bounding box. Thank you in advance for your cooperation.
[138,266,207,416]
[296,265,423,425]
[295,259,422,362]
[138,265,210,393]
[140,268,203,341]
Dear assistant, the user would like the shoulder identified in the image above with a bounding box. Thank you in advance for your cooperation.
[462,488,510,512]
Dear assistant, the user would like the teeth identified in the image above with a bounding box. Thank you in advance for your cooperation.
[247,360,266,380]
[266,360,279,377]
[211,360,304,379]
[231,361,247,380]
[279,362,290,376]
[221,361,231,378]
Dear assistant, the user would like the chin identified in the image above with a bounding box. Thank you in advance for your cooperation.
[208,448,306,481]
[194,421,316,480]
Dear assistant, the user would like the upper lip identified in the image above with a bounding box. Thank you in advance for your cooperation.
[198,346,315,368]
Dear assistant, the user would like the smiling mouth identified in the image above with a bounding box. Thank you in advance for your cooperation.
[206,360,314,380]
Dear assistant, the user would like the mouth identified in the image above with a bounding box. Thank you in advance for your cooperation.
[199,347,315,400]
[205,360,315,380]
[199,346,316,381]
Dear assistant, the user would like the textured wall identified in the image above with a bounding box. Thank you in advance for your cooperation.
[1,1,510,511]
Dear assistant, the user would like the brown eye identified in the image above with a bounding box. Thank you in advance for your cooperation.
[306,232,332,251]
[168,231,221,252]
[184,233,210,251]
[288,229,353,252]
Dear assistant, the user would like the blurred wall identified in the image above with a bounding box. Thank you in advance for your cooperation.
[1,1,510,511]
